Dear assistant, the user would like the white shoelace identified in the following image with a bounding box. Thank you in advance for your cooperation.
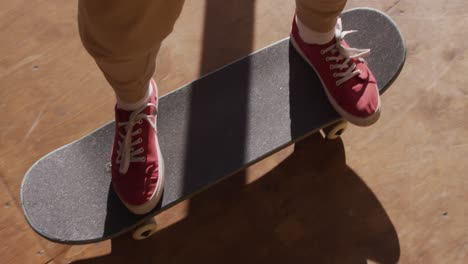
[116,103,157,174]
[321,18,370,86]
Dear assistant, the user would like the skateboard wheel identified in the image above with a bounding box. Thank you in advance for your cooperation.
[132,219,158,240]
[322,121,347,140]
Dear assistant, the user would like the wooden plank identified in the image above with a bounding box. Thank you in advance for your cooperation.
[344,1,468,262]
[0,178,50,264]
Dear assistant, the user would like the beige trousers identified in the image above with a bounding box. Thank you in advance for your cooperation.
[78,0,347,102]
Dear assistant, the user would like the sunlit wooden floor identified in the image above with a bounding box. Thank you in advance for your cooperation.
[1,0,467,263]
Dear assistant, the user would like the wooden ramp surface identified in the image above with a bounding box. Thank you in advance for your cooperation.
[1,0,467,263]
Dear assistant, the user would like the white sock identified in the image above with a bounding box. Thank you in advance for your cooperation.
[117,82,152,111]
[295,16,336,45]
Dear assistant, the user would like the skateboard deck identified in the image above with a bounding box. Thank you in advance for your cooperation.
[21,8,405,244]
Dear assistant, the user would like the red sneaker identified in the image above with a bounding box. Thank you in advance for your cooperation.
[290,16,381,126]
[111,79,164,215]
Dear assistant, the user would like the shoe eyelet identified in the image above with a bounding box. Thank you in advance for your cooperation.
[137,128,142,134]
[333,73,337,78]
[138,138,143,144]
[329,65,334,70]
[137,119,143,124]
[320,50,325,54]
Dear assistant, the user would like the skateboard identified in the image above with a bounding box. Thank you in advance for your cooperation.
[21,8,405,244]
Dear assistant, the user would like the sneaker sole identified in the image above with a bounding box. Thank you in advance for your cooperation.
[289,35,381,127]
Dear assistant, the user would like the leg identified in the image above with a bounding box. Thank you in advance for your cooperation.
[78,0,185,103]
[77,0,185,215]
[291,0,381,127]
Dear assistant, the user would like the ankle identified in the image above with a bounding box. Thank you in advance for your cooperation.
[295,16,335,45]
[117,82,153,111]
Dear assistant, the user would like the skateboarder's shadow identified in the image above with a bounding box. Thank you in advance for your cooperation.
[74,135,399,264]
[73,46,400,264]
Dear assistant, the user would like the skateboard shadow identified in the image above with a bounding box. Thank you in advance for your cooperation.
[73,134,400,264]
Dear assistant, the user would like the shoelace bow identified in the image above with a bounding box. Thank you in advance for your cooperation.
[116,103,157,174]
[321,18,370,86]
